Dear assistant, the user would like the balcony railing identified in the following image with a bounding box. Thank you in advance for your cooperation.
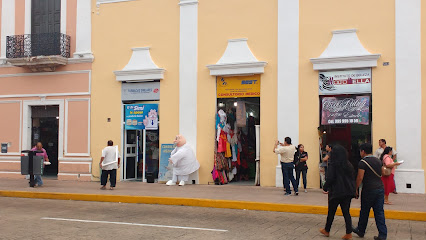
[6,33,70,59]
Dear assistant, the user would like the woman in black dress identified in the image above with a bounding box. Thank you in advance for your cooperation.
[320,144,356,240]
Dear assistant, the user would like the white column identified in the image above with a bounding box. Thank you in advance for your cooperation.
[179,0,198,150]
[276,0,299,187]
[0,0,15,63]
[61,0,67,35]
[25,0,31,34]
[74,0,93,59]
[395,0,424,193]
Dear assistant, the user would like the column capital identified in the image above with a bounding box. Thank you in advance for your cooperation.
[179,0,198,6]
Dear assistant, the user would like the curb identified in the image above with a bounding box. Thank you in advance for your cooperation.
[1,190,425,222]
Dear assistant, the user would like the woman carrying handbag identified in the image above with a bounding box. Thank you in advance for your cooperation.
[380,147,401,205]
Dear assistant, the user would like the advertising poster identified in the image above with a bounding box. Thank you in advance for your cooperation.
[321,96,370,125]
[124,104,158,130]
[158,144,175,183]
[319,69,371,95]
[217,75,260,98]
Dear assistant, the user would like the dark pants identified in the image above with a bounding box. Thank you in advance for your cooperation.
[295,168,307,189]
[281,162,298,194]
[357,188,387,239]
[101,169,117,187]
[325,196,352,234]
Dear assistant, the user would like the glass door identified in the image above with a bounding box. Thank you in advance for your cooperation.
[124,130,138,180]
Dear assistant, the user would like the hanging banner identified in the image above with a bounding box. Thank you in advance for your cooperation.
[319,69,371,95]
[217,75,260,98]
[158,144,174,183]
[321,96,370,125]
[125,104,159,130]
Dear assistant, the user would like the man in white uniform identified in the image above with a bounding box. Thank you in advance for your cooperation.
[166,135,200,186]
[100,140,120,190]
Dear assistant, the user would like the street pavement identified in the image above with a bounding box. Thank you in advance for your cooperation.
[0,197,424,240]
[1,178,425,213]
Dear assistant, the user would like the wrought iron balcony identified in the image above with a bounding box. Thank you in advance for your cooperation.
[5,33,70,72]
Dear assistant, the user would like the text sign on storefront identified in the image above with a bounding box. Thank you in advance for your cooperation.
[321,96,370,125]
[125,104,159,130]
[158,144,174,183]
[217,75,260,98]
[319,69,371,95]
[121,82,160,101]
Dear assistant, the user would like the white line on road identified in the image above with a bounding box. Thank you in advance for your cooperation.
[41,217,228,232]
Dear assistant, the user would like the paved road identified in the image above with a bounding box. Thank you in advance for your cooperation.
[0,198,424,240]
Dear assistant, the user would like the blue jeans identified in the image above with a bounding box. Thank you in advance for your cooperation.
[34,175,43,186]
[281,162,298,194]
[357,188,387,239]
[295,168,307,189]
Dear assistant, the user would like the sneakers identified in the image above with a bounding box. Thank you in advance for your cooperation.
[374,237,385,240]
[179,180,185,186]
[166,180,176,186]
[352,227,364,238]
[295,192,299,196]
[284,192,291,196]
[319,228,330,237]
[304,189,308,193]
[342,233,352,240]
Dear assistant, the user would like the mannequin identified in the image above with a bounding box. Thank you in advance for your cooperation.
[166,135,200,186]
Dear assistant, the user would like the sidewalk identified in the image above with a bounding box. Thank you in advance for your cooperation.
[1,178,425,221]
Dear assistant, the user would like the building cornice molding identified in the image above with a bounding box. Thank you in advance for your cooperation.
[114,47,165,82]
[207,38,267,76]
[310,29,381,70]
[179,0,198,6]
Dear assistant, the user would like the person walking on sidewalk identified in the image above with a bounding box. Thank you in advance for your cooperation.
[100,140,120,190]
[294,144,308,193]
[375,139,398,194]
[353,143,387,240]
[274,137,298,196]
[380,147,400,205]
[319,145,356,240]
[31,142,50,187]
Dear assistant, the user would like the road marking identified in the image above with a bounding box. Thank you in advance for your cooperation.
[41,217,228,232]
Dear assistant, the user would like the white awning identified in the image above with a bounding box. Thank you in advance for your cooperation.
[207,38,267,76]
[310,29,381,70]
[114,47,165,82]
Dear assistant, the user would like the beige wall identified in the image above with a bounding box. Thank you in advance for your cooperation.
[300,0,396,188]
[91,0,180,179]
[198,0,278,186]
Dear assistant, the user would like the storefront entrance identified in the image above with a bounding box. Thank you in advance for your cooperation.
[123,103,159,182]
[318,69,373,171]
[31,105,59,176]
[214,75,261,185]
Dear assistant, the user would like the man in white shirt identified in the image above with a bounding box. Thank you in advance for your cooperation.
[100,140,121,190]
[274,137,298,196]
[374,139,397,160]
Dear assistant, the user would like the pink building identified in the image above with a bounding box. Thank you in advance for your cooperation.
[0,0,93,181]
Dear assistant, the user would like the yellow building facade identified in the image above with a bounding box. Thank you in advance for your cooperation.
[89,0,426,193]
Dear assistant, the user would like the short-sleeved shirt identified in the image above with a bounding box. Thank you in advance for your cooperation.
[320,152,330,167]
[101,146,120,170]
[294,151,308,170]
[31,147,48,160]
[383,155,396,175]
[275,145,296,163]
[374,147,397,159]
[358,155,384,191]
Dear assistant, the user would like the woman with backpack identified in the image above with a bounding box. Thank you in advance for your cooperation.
[320,144,356,240]
[380,147,401,205]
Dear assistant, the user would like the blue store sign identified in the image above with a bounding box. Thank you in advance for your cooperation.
[125,104,159,130]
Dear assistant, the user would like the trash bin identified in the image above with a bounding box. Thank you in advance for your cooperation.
[146,172,155,183]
